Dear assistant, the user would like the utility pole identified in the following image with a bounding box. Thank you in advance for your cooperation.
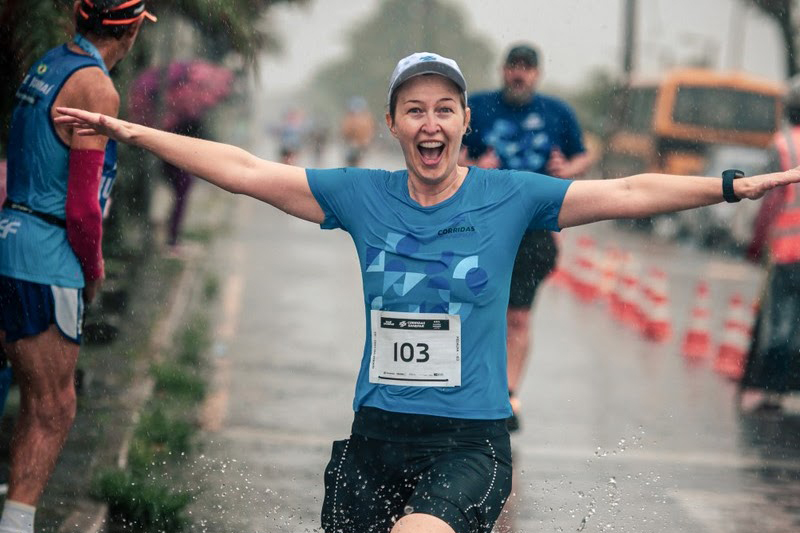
[726,0,747,71]
[606,0,638,159]
[622,0,637,83]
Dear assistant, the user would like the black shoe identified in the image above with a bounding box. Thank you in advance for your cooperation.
[752,399,783,415]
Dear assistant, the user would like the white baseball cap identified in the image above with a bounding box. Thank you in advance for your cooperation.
[387,52,467,106]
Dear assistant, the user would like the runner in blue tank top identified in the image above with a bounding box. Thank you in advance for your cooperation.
[0,3,154,532]
[58,52,800,533]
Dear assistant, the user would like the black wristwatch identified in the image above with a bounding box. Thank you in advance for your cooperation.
[722,169,744,203]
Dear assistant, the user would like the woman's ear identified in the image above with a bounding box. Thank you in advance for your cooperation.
[385,112,398,138]
[464,107,471,135]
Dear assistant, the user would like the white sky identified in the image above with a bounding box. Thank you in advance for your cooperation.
[258,0,784,92]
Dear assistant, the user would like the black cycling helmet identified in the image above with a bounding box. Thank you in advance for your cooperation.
[76,0,157,38]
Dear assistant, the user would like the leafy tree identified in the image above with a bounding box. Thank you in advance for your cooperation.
[308,0,494,126]
[0,0,307,153]
[746,0,797,77]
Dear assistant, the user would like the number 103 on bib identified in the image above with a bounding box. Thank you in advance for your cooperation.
[369,310,461,387]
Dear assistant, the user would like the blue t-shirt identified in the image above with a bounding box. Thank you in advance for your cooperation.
[0,41,117,287]
[307,166,571,419]
[463,90,586,173]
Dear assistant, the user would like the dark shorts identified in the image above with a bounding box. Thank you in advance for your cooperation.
[321,407,512,533]
[508,230,558,309]
[0,274,83,344]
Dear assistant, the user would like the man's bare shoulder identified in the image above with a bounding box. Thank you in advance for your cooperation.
[57,66,120,117]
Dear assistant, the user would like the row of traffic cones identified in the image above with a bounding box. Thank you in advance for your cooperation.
[552,234,757,380]
[682,282,757,380]
[556,236,673,342]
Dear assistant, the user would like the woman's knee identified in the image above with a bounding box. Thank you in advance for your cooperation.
[391,513,455,533]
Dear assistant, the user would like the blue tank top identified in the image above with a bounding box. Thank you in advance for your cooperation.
[0,36,117,287]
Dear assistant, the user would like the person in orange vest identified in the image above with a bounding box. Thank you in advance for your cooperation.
[745,74,800,413]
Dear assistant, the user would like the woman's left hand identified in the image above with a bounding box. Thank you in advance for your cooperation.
[738,166,800,200]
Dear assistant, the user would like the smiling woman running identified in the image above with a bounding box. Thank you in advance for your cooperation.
[57,52,800,533]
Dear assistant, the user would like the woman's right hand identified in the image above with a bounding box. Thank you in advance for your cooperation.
[55,107,135,143]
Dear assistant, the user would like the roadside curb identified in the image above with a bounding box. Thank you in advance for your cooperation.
[56,250,204,533]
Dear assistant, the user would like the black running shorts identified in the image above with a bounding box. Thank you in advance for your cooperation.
[321,408,512,533]
[508,229,558,309]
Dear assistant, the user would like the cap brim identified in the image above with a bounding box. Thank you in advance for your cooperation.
[395,63,465,92]
[389,62,467,105]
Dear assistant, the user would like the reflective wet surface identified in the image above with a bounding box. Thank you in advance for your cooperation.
[185,144,800,532]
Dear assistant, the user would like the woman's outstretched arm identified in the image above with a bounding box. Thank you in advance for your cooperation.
[55,107,325,224]
[558,169,800,229]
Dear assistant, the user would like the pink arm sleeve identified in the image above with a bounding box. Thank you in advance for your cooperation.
[66,149,105,281]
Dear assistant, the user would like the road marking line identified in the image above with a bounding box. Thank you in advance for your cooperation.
[202,239,246,432]
[672,489,799,533]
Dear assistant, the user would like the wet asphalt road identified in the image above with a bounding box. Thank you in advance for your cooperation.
[185,145,800,533]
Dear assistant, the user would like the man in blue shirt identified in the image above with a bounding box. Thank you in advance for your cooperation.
[462,43,593,431]
[0,2,154,532]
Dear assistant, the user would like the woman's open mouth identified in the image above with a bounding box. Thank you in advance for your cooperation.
[417,141,445,166]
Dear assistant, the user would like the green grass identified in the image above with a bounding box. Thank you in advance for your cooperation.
[151,362,206,402]
[176,316,211,366]
[91,468,194,532]
[91,311,213,532]
[203,273,219,301]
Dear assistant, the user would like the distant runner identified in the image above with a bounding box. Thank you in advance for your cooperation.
[462,43,592,431]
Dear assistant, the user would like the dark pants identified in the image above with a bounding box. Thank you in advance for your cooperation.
[748,262,800,393]
[163,162,195,246]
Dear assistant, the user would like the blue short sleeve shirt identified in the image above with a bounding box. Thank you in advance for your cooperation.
[463,90,586,173]
[307,166,571,419]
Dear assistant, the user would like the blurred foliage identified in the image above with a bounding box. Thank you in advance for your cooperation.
[308,0,495,127]
[152,0,307,65]
[0,0,71,152]
[0,0,308,149]
[0,0,305,260]
[746,0,798,77]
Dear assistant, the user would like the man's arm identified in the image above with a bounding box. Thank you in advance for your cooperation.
[547,103,594,179]
[546,148,592,179]
[54,67,118,302]
[459,145,500,169]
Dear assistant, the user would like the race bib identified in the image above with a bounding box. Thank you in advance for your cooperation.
[369,310,461,387]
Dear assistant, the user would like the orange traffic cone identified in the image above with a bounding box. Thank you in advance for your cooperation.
[713,293,756,380]
[597,247,624,302]
[615,254,645,331]
[548,232,570,289]
[608,251,629,318]
[643,268,672,342]
[569,236,600,302]
[682,281,712,358]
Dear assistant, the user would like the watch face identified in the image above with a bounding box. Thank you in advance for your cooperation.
[722,169,744,180]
